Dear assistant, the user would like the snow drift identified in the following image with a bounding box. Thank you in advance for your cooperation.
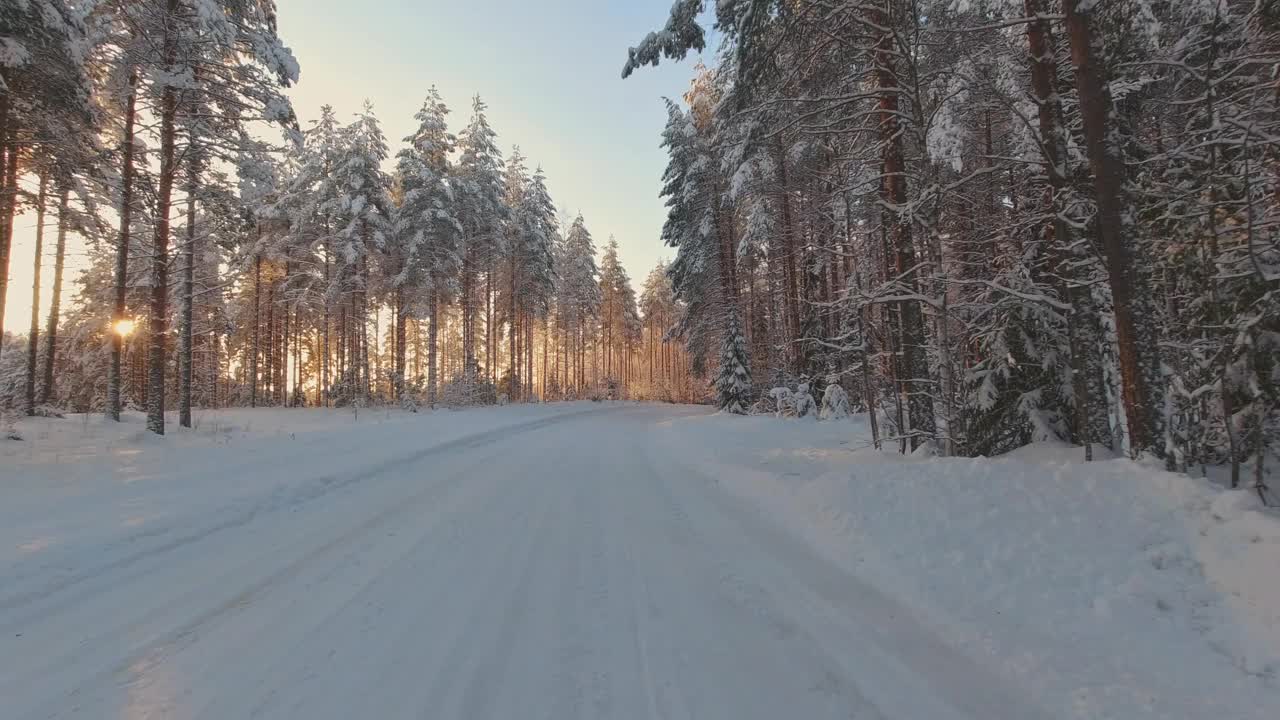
[656,412,1280,719]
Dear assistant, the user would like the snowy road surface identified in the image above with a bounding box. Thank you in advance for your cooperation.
[0,404,1057,720]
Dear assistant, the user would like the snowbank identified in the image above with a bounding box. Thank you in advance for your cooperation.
[656,412,1280,720]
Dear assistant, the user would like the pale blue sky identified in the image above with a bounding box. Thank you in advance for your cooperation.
[3,0,711,333]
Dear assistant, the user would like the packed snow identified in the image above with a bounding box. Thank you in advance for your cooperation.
[1,403,1277,719]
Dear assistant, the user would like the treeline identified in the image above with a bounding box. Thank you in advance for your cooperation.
[625,0,1278,497]
[0,1,699,436]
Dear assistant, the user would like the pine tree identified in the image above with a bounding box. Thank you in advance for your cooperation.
[331,102,391,405]
[392,87,459,407]
[558,213,601,393]
[454,96,506,388]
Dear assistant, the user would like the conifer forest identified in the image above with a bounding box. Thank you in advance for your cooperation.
[2,4,1279,720]
[0,1,1276,494]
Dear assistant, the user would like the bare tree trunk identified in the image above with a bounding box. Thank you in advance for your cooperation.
[872,2,934,450]
[395,287,407,401]
[24,171,47,416]
[147,25,180,434]
[1196,6,1240,483]
[321,233,330,406]
[108,73,138,420]
[251,252,261,408]
[370,296,379,400]
[178,146,198,427]
[209,322,219,409]
[39,183,69,404]
[509,255,518,399]
[486,263,494,384]
[1026,0,1107,459]
[0,92,14,360]
[266,277,276,403]
[281,272,290,405]
[775,136,801,373]
[462,244,475,374]
[336,305,346,390]
[1062,0,1165,459]
[427,289,440,407]
[412,317,421,383]
[359,254,370,402]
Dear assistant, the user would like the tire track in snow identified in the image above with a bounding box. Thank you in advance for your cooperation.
[0,405,619,626]
[7,443,504,719]
[4,409,619,719]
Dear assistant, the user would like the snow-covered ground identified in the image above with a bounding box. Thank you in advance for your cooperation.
[1,404,1276,719]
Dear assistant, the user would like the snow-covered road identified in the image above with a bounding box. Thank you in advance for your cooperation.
[1,403,1055,720]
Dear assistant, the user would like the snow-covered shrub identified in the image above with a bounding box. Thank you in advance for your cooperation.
[766,386,794,417]
[793,382,817,419]
[399,390,419,413]
[328,370,356,408]
[0,334,26,412]
[820,381,850,420]
[2,414,20,441]
[439,363,497,408]
[32,405,65,419]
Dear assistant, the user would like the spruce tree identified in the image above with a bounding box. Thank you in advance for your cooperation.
[715,310,751,414]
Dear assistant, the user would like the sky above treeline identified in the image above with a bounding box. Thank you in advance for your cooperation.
[3,0,713,334]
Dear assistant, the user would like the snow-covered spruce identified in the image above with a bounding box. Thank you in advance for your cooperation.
[714,310,751,414]
[792,382,817,420]
[820,380,850,420]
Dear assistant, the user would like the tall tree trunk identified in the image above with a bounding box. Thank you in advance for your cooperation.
[370,296,378,400]
[872,2,934,450]
[40,183,69,404]
[336,305,345,390]
[359,253,370,402]
[266,277,276,403]
[147,7,181,436]
[1197,6,1240,482]
[1062,0,1165,459]
[774,135,801,373]
[178,147,198,428]
[321,233,330,406]
[108,73,138,420]
[24,171,47,416]
[486,263,494,384]
[395,286,407,401]
[251,252,261,408]
[0,92,14,360]
[281,271,290,405]
[412,317,421,382]
[209,321,219,409]
[1025,0,1107,458]
[427,289,439,407]
[462,244,475,375]
[509,255,518,399]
